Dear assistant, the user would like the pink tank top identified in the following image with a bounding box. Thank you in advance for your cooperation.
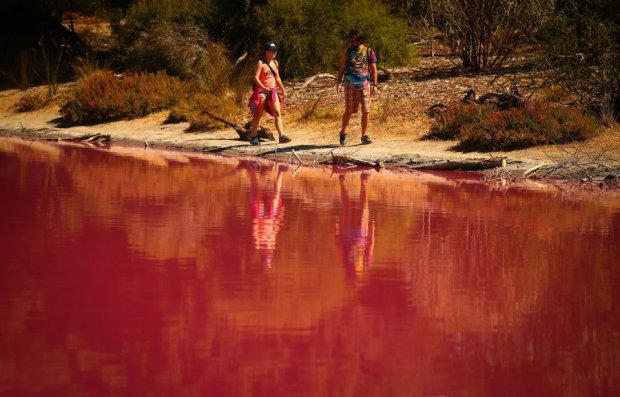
[259,61,277,90]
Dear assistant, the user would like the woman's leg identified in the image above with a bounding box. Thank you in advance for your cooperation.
[266,96,284,138]
[250,97,267,138]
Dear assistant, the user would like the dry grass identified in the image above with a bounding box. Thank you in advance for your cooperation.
[60,70,187,124]
[167,92,241,132]
[296,100,340,123]
[128,23,231,93]
[14,89,49,112]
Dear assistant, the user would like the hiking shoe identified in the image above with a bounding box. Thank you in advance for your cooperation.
[339,132,347,146]
[249,136,260,145]
[279,135,292,144]
[361,135,372,144]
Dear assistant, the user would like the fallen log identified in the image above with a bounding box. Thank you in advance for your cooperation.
[461,89,524,110]
[54,133,111,143]
[298,73,336,91]
[325,153,383,168]
[426,103,448,118]
[414,157,506,171]
[200,110,275,141]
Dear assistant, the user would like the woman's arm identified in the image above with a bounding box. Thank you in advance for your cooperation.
[254,61,268,90]
[274,62,287,97]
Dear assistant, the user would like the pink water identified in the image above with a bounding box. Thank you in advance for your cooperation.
[0,137,619,397]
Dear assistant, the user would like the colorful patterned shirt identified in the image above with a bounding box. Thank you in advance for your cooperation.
[339,45,377,87]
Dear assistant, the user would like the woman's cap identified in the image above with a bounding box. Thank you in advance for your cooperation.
[264,42,278,51]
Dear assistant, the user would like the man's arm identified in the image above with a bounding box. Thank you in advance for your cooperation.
[370,63,378,96]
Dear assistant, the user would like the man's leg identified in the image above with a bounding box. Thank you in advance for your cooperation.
[340,111,352,133]
[361,111,369,136]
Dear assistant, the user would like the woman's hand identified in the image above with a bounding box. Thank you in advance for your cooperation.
[371,84,379,97]
[336,83,341,94]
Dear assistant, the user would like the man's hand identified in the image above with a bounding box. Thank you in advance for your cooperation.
[336,83,341,94]
[371,85,379,98]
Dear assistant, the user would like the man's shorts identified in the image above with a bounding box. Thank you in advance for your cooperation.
[344,82,371,114]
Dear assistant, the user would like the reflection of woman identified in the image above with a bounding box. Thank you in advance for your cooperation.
[246,162,287,268]
[336,172,375,279]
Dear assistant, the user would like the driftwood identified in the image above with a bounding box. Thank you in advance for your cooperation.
[325,153,384,168]
[200,110,275,141]
[426,103,449,118]
[299,73,336,91]
[415,157,506,171]
[377,67,391,83]
[53,133,111,144]
[462,89,524,110]
[297,67,390,93]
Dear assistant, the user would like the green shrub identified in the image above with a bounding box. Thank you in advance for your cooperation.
[429,103,600,151]
[119,0,414,79]
[60,70,186,124]
[253,0,413,77]
[14,90,49,112]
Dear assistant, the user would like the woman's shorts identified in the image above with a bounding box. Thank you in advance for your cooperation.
[344,83,371,114]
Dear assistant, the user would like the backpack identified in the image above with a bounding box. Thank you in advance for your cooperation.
[344,46,372,90]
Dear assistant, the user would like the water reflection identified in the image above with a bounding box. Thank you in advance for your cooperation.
[0,137,619,397]
[242,160,287,268]
[337,172,375,278]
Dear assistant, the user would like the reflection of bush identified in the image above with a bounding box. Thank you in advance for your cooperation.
[429,103,599,151]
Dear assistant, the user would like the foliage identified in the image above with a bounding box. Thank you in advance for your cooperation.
[60,70,186,124]
[118,0,413,78]
[430,0,554,71]
[536,0,620,122]
[252,0,412,77]
[429,102,599,151]
[167,91,241,131]
[127,23,231,92]
[14,89,49,112]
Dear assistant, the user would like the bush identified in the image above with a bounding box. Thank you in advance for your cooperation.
[167,92,240,131]
[429,102,599,151]
[60,70,186,124]
[253,0,413,77]
[536,0,620,122]
[127,23,231,92]
[14,90,49,112]
[430,0,553,71]
[119,0,414,79]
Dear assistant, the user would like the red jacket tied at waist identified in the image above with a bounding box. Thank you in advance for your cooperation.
[249,87,284,116]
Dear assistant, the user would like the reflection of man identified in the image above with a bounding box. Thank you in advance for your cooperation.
[336,172,375,279]
[246,162,287,268]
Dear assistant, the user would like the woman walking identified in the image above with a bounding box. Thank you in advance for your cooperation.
[248,42,291,145]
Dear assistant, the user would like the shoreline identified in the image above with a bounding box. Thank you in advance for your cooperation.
[1,123,618,190]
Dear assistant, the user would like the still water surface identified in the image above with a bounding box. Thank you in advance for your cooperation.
[0,137,619,397]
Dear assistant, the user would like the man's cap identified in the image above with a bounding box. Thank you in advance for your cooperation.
[264,42,278,51]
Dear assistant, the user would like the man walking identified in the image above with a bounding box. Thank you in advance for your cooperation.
[336,29,378,145]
